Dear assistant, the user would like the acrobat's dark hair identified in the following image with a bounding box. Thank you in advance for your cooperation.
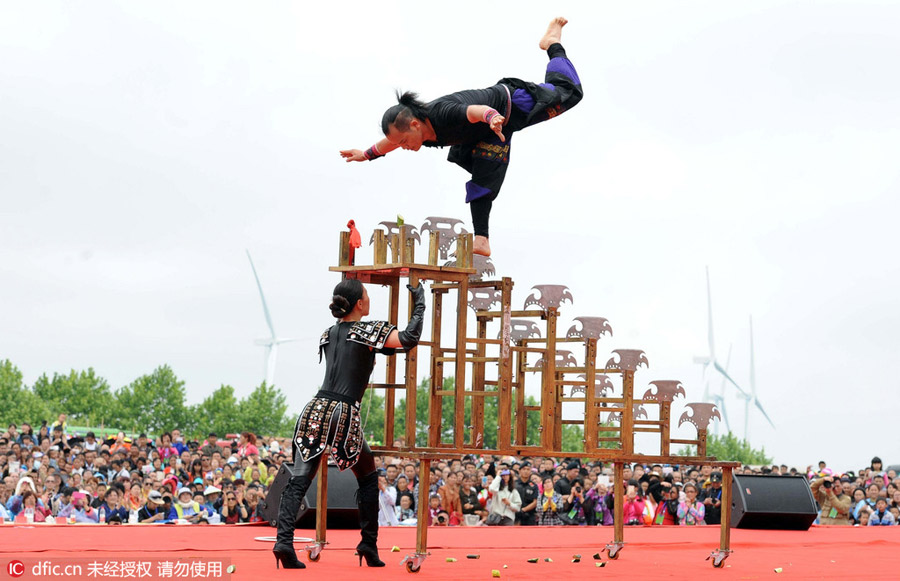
[330,279,364,318]
[381,90,428,134]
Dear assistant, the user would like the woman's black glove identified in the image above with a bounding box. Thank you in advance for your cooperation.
[398,283,426,349]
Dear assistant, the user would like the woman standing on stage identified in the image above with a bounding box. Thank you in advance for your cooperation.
[273,279,426,569]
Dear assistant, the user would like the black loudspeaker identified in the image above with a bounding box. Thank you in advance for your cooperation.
[731,474,817,530]
[258,463,360,529]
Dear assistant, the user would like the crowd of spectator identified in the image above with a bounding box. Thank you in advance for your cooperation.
[369,455,900,528]
[2,416,898,528]
[1,416,283,525]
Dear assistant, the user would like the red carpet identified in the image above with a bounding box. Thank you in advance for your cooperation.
[1,523,897,580]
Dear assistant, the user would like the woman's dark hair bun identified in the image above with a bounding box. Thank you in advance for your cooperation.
[330,278,363,318]
[330,295,351,318]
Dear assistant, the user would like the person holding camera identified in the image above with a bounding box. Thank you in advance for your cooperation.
[622,481,646,526]
[652,481,680,525]
[811,475,852,525]
[487,469,521,525]
[585,480,614,525]
[560,479,589,525]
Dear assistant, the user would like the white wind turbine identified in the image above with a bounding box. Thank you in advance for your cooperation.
[694,266,751,435]
[737,316,775,439]
[247,250,295,386]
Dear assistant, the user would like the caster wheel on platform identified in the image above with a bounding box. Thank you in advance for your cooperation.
[406,561,420,573]
[604,542,624,560]
[306,543,324,563]
[707,549,730,568]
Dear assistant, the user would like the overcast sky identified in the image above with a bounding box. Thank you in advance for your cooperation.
[2,1,898,472]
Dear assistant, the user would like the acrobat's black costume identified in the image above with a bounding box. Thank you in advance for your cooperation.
[274,321,395,564]
[421,43,583,238]
[274,284,424,569]
[293,320,396,475]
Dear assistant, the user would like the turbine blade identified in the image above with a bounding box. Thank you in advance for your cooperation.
[749,315,757,396]
[706,266,715,359]
[713,394,731,433]
[744,396,750,442]
[698,360,714,402]
[262,345,272,384]
[719,343,732,394]
[713,360,750,398]
[754,398,775,428]
[247,250,277,338]
[266,343,278,386]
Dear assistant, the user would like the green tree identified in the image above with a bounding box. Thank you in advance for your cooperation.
[359,389,386,445]
[237,382,292,437]
[480,387,542,449]
[394,377,522,447]
[559,423,620,453]
[561,425,584,453]
[393,378,434,447]
[0,359,25,425]
[32,368,113,425]
[0,359,50,426]
[194,384,241,437]
[112,365,189,434]
[677,432,772,465]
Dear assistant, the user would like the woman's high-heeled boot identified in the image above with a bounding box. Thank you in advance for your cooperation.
[355,471,385,567]
[273,475,311,569]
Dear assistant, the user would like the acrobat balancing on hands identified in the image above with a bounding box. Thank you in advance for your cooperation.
[340,17,583,257]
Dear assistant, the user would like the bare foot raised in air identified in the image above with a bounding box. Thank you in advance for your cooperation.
[473,235,491,257]
[539,17,568,50]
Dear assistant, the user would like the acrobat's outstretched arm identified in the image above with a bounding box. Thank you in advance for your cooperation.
[340,137,400,162]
